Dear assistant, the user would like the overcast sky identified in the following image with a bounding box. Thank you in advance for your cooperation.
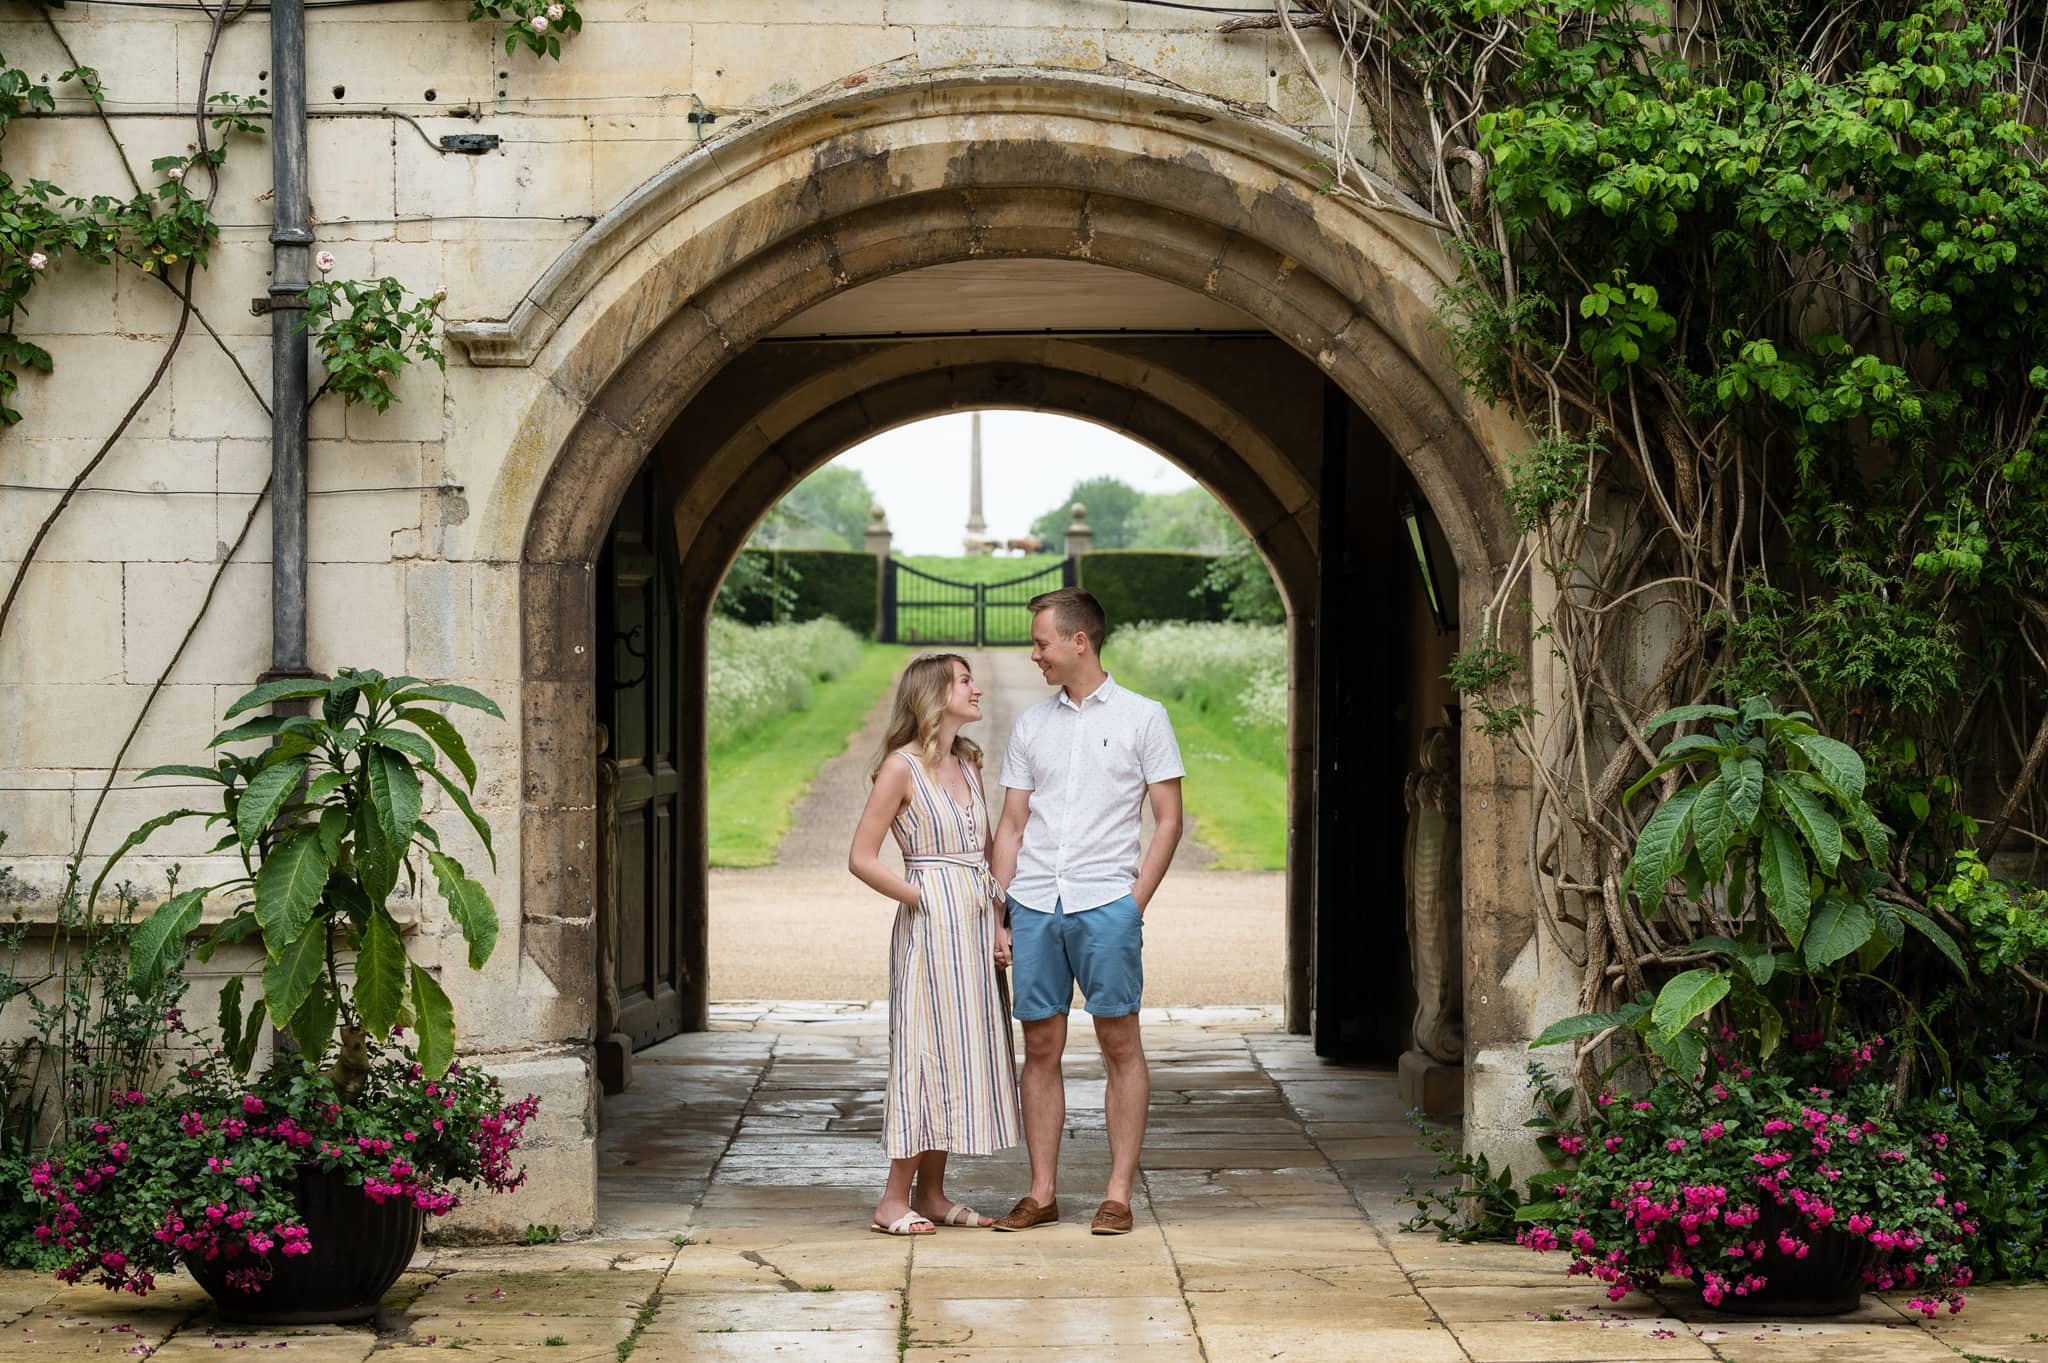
[830,411,1200,555]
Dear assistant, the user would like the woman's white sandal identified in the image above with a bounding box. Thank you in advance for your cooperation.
[940,1205,990,1227]
[870,1211,936,1236]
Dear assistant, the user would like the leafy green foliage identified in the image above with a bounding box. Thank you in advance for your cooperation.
[1931,851,2048,974]
[468,0,584,58]
[105,668,504,1081]
[1029,476,1146,549]
[297,275,447,412]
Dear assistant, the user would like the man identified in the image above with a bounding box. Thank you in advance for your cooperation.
[988,586,1184,1236]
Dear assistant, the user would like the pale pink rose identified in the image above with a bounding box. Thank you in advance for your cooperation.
[529,13,549,31]
[166,165,185,181]
[545,3,563,18]
[315,250,337,273]
[27,252,47,271]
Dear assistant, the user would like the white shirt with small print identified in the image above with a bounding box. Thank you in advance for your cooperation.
[999,674,1185,914]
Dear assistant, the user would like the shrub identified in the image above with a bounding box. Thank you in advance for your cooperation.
[723,550,878,637]
[1078,551,1222,633]
[706,617,862,745]
[1109,621,1286,732]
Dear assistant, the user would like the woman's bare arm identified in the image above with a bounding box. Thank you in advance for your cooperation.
[848,753,923,907]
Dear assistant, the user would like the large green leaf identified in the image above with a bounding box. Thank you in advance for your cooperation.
[129,887,206,988]
[1644,703,1738,734]
[1723,756,1764,831]
[236,757,308,850]
[364,727,437,767]
[429,850,499,970]
[290,979,339,1066]
[1770,775,1842,872]
[254,830,331,956]
[1650,967,1729,1040]
[323,871,375,931]
[1623,737,1724,803]
[366,747,423,855]
[1890,903,1967,977]
[398,708,477,788]
[389,683,504,720]
[317,806,349,862]
[208,716,290,748]
[1756,821,1811,945]
[262,922,328,1024]
[354,908,407,1039]
[1690,776,1733,877]
[353,798,400,904]
[1531,1010,1640,1048]
[1851,802,1891,866]
[305,771,349,803]
[89,807,208,908]
[1757,1003,1784,1061]
[1803,898,1875,969]
[195,908,258,963]
[218,974,246,1060]
[1628,786,1700,909]
[411,964,456,1079]
[224,679,335,720]
[423,763,495,868]
[1648,1025,1705,1079]
[135,763,230,784]
[1790,733,1866,801]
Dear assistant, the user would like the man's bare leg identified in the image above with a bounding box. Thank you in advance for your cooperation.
[1094,1012,1149,1206]
[1019,1013,1068,1205]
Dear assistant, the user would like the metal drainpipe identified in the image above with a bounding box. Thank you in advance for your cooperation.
[265,0,316,680]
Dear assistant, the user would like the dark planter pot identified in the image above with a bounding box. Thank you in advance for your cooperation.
[184,1166,424,1325]
[1700,1201,1881,1317]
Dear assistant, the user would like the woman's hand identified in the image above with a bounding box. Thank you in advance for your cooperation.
[993,924,1013,967]
[905,882,924,910]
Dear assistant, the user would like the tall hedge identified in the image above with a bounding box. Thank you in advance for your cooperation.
[1078,550,1224,638]
[726,549,879,637]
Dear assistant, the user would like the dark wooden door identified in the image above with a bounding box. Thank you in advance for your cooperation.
[597,472,686,1050]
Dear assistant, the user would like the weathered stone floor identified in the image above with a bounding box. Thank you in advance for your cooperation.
[5,1004,2043,1362]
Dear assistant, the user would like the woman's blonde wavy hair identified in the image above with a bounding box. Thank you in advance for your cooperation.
[871,653,983,780]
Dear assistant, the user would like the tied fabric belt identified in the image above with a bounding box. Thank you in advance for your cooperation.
[903,852,1004,906]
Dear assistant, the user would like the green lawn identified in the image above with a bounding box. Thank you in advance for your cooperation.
[1114,661,1287,871]
[707,644,908,867]
[895,555,1064,646]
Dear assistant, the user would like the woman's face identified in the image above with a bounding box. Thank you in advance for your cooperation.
[943,660,983,726]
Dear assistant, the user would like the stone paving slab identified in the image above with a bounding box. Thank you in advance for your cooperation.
[4,1003,2044,1362]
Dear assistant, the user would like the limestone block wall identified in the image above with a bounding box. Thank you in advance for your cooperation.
[0,1,1474,1233]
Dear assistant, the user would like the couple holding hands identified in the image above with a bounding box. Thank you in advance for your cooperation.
[848,587,1185,1238]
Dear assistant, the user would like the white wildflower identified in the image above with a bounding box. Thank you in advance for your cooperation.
[529,13,549,31]
[26,252,47,271]
[545,3,563,18]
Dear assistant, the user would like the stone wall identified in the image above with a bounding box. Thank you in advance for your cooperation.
[0,2,1550,1232]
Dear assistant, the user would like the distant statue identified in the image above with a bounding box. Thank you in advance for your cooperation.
[1404,721,1463,1065]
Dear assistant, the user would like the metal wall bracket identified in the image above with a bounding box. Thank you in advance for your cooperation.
[250,295,310,316]
[439,133,501,153]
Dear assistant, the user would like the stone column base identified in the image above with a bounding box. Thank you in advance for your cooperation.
[1398,1049,1463,1119]
[596,1033,633,1095]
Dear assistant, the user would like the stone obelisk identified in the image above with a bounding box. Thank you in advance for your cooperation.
[963,411,992,554]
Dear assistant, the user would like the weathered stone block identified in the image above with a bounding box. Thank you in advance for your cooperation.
[688,23,898,109]
[0,683,216,771]
[12,336,174,437]
[307,561,407,673]
[914,25,1109,73]
[395,122,595,223]
[124,561,269,686]
[0,561,124,685]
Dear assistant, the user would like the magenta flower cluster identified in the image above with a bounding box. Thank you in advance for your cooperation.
[1517,1037,1977,1316]
[24,1044,539,1297]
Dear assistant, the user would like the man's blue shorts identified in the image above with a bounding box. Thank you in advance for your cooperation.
[1008,894,1143,1021]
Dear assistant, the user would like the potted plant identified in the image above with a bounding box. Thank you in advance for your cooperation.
[33,668,532,1321]
[1520,698,1976,1315]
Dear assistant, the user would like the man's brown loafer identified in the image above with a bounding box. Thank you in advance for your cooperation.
[991,1197,1058,1232]
[1090,1199,1134,1235]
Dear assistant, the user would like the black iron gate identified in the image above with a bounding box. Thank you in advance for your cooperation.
[880,558,1071,646]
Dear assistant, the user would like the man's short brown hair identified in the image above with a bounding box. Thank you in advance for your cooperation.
[1028,586,1108,652]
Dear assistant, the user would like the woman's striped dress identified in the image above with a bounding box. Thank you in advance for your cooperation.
[883,749,1021,1159]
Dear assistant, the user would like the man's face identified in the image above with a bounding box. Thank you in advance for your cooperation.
[1029,608,1086,686]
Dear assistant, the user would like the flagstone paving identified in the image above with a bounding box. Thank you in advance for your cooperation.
[4,1003,2043,1361]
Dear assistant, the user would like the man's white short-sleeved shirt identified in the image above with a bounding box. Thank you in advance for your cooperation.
[998,674,1185,914]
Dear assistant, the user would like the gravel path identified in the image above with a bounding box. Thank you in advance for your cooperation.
[714,648,1273,1003]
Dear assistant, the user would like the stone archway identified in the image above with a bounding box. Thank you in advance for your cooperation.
[450,67,1535,1223]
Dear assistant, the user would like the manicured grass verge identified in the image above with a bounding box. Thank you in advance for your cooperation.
[1114,661,1287,871]
[708,643,908,867]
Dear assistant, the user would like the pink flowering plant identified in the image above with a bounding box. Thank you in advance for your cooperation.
[1515,1035,1979,1315]
[25,1006,537,1296]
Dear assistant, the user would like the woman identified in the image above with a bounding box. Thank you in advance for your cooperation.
[847,653,1021,1235]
